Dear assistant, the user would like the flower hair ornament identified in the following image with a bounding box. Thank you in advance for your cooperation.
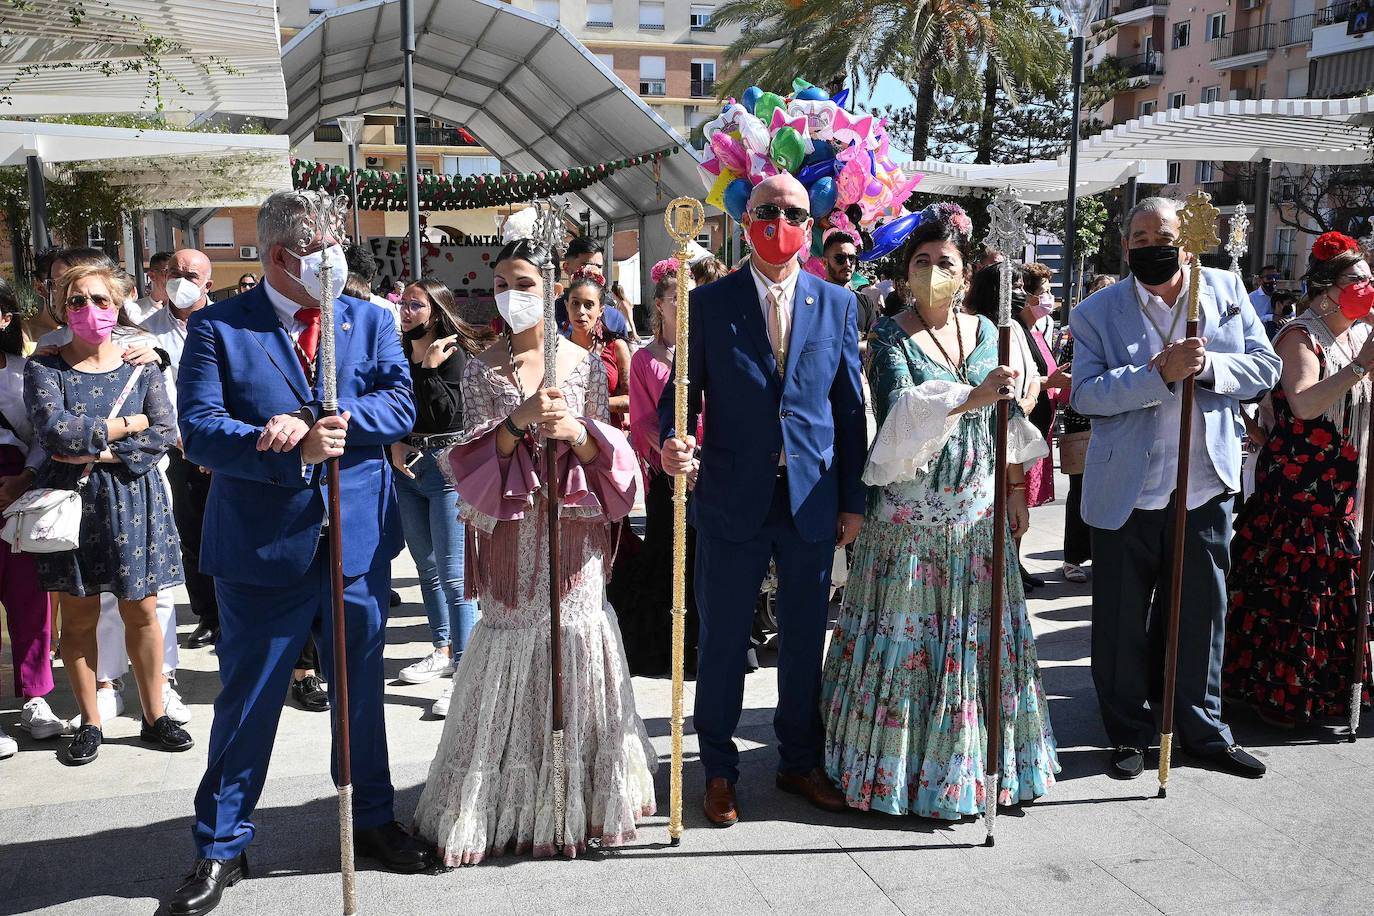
[500,207,540,245]
[570,266,606,288]
[920,201,973,239]
[1312,231,1361,263]
[651,258,681,284]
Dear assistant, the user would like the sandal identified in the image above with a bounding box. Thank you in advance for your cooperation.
[1062,563,1089,583]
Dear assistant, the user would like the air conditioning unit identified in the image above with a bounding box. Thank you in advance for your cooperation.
[1241,0,1261,9]
[365,156,382,167]
[239,246,259,260]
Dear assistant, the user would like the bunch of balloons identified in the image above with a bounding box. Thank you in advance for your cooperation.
[698,77,924,262]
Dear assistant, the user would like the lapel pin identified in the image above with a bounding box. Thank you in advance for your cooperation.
[805,296,814,305]
[341,322,352,331]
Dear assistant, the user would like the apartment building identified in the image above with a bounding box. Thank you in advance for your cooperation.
[1091,0,1372,278]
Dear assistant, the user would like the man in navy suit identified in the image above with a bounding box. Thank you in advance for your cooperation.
[661,174,866,826]
[166,191,429,916]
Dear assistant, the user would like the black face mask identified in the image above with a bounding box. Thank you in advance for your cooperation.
[401,322,429,343]
[1260,279,1278,293]
[1128,245,1182,287]
[1010,290,1028,311]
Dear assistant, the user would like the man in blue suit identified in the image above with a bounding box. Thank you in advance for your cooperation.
[1070,197,1281,784]
[167,191,428,916]
[661,174,866,826]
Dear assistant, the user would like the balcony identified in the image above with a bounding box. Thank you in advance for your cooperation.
[1317,0,1354,25]
[1091,51,1165,86]
[1280,12,1315,44]
[584,19,613,28]
[1200,177,1257,207]
[690,21,715,32]
[639,79,666,97]
[690,78,716,97]
[413,127,474,147]
[1211,23,1276,68]
[1109,0,1169,25]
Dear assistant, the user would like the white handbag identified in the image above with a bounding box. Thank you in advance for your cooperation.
[1,368,143,554]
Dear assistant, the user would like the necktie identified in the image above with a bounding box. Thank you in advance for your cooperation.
[294,307,321,378]
[766,286,789,379]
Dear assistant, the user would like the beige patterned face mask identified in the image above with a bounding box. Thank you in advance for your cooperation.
[908,264,962,311]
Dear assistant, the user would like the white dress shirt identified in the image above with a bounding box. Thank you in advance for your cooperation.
[140,306,192,418]
[263,278,314,346]
[750,262,801,340]
[0,353,45,469]
[1133,270,1227,511]
[125,296,162,325]
[1248,287,1274,323]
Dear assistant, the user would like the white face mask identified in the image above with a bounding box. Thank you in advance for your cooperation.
[495,288,544,334]
[287,244,348,303]
[166,277,203,310]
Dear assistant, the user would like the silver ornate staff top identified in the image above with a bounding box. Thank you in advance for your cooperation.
[984,189,1030,326]
[533,198,571,388]
[1225,202,1250,277]
[298,191,349,413]
[295,190,350,254]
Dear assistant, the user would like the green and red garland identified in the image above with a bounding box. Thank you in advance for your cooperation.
[291,146,683,211]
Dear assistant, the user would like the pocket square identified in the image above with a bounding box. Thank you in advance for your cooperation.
[1225,305,1242,319]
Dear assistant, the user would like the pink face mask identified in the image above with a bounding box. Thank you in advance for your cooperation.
[1026,293,1055,321]
[67,303,119,344]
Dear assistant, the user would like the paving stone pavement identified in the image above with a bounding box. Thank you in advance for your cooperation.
[2,477,1372,916]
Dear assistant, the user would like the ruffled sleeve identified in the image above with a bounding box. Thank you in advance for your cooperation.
[862,380,974,486]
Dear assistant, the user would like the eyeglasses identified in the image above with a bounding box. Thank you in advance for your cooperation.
[238,281,257,289]
[66,294,114,309]
[399,298,430,312]
[750,204,811,226]
[1339,273,1372,286]
[829,253,859,266]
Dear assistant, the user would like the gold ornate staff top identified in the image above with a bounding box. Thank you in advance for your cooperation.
[664,195,704,847]
[1179,189,1221,323]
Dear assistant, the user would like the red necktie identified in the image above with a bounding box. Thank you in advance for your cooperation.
[294,307,321,376]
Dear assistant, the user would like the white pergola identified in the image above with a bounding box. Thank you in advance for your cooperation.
[907,157,1167,202]
[0,0,287,118]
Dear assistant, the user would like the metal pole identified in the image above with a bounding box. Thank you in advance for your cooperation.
[401,0,422,282]
[1062,36,1085,314]
[25,155,50,253]
[131,212,148,299]
[347,142,362,244]
[1250,159,1272,279]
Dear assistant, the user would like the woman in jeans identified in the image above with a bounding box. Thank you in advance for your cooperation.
[390,278,493,715]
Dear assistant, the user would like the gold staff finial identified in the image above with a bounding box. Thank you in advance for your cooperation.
[665,198,706,255]
[1178,190,1221,322]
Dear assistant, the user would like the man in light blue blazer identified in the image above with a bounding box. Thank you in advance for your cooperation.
[1070,197,1281,783]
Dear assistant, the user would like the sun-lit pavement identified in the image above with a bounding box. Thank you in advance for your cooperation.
[2,474,1372,915]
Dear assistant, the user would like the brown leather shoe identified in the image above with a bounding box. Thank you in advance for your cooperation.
[776,767,847,813]
[702,777,739,827]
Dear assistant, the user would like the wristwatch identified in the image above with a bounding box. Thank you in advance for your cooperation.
[1350,362,1368,380]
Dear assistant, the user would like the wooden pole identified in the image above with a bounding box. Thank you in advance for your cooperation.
[1348,394,1374,740]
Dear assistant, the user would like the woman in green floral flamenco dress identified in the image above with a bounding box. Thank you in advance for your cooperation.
[820,203,1060,819]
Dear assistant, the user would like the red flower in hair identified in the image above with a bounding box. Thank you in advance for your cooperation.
[1312,231,1360,262]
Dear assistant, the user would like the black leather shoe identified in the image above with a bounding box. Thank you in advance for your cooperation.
[1109,746,1145,780]
[167,853,248,916]
[290,675,330,712]
[1195,744,1266,778]
[390,589,402,607]
[64,725,102,766]
[141,715,194,752]
[185,622,219,649]
[1020,564,1046,590]
[355,821,435,873]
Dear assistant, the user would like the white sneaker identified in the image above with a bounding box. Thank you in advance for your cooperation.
[431,680,453,718]
[162,682,192,725]
[399,649,456,685]
[0,726,15,758]
[96,682,125,722]
[20,697,67,740]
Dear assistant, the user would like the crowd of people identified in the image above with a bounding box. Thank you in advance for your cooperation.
[0,183,1371,915]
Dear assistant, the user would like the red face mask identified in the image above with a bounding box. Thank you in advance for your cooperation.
[1339,279,1374,321]
[747,217,808,267]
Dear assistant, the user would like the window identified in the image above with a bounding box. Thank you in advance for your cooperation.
[443,155,500,177]
[1167,161,1181,184]
[691,3,713,29]
[639,56,666,96]
[1172,20,1191,48]
[586,0,612,26]
[1276,227,1296,263]
[203,217,235,249]
[1286,65,1308,97]
[532,0,559,21]
[639,0,664,29]
[1197,161,1217,183]
[1207,11,1227,39]
[1169,90,1186,108]
[690,60,716,97]
[1140,99,1157,116]
[1202,85,1221,103]
[596,52,615,71]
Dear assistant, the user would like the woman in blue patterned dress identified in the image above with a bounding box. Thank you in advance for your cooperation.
[820,204,1059,819]
[23,263,191,765]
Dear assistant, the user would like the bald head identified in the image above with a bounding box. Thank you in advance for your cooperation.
[748,173,809,210]
[169,248,214,311]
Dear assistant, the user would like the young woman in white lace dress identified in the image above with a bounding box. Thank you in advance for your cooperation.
[412,238,656,865]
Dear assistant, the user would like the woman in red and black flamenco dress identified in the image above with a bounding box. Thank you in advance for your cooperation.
[1224,232,1374,727]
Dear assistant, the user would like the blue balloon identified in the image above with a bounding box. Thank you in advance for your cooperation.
[808,176,837,218]
[741,86,763,114]
[861,212,923,261]
[802,143,836,167]
[797,158,839,187]
[797,86,829,101]
[723,178,753,221]
[831,88,850,108]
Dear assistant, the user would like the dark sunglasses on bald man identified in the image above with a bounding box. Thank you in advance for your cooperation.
[750,204,811,226]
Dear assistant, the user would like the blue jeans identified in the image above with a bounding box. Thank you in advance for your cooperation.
[393,446,478,654]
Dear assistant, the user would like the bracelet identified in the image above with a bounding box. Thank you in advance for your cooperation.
[571,422,589,449]
[502,415,524,438]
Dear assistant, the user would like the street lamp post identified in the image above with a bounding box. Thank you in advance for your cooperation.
[400,0,422,282]
[337,116,366,244]
[1057,0,1096,313]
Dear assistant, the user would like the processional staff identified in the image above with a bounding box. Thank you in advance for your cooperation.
[1225,203,1250,278]
[533,198,571,853]
[1157,189,1221,798]
[664,196,705,846]
[980,188,1030,846]
[1349,222,1374,743]
[304,192,359,915]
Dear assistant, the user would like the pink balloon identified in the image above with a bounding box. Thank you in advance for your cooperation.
[709,132,750,175]
[835,153,868,207]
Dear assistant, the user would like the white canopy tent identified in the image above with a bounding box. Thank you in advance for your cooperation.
[278,0,702,233]
[0,0,286,118]
[907,157,1167,202]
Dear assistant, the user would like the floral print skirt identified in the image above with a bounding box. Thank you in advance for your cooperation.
[820,516,1059,819]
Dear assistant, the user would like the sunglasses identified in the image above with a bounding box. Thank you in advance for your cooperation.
[399,298,430,312]
[829,253,859,266]
[750,204,811,226]
[66,294,114,309]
